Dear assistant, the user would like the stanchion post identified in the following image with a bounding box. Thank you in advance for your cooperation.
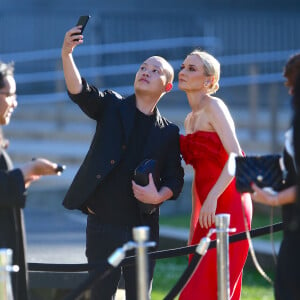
[133,226,150,300]
[0,248,15,300]
[215,214,230,300]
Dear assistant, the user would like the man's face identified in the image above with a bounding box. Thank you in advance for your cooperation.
[0,75,17,125]
[134,57,169,96]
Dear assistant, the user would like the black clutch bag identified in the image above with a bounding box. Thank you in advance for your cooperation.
[134,159,160,215]
[234,154,286,193]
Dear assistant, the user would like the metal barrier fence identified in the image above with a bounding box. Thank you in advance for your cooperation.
[1,38,299,154]
[27,220,282,300]
[1,41,298,102]
[0,249,19,300]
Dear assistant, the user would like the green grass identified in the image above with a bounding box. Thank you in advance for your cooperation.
[160,214,190,228]
[151,252,275,300]
[152,212,280,299]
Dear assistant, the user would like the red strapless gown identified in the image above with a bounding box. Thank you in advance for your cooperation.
[179,131,252,300]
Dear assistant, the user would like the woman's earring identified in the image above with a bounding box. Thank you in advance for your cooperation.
[204,81,210,87]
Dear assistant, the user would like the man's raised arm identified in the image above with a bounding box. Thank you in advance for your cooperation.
[61,26,84,94]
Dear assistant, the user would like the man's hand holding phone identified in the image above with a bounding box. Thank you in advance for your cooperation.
[61,15,91,94]
[62,15,91,57]
[72,15,91,42]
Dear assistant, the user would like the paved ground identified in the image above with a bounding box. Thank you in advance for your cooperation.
[25,186,126,299]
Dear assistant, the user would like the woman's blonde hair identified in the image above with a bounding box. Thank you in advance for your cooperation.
[189,50,220,94]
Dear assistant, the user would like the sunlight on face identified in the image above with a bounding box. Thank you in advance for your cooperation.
[178,54,207,92]
[134,56,172,95]
[0,75,17,125]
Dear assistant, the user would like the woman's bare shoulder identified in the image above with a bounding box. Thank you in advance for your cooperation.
[205,96,230,115]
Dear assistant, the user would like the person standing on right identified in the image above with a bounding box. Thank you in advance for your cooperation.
[178,50,252,300]
[251,52,300,300]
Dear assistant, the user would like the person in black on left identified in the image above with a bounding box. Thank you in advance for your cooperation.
[0,60,63,300]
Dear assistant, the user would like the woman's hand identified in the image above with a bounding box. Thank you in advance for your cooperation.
[251,183,279,206]
[199,194,218,229]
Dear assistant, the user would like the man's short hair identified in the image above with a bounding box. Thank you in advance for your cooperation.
[151,56,174,84]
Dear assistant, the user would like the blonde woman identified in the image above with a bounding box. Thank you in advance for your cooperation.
[179,50,252,300]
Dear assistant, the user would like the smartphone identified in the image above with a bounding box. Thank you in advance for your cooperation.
[55,164,66,175]
[73,15,91,40]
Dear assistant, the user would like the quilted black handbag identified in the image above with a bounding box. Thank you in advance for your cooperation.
[133,159,160,214]
[235,154,286,193]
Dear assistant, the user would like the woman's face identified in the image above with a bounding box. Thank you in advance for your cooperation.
[0,75,17,125]
[178,54,207,92]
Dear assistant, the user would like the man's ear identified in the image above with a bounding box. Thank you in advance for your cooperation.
[165,82,173,92]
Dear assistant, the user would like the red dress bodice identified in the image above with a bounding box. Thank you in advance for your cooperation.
[179,131,252,300]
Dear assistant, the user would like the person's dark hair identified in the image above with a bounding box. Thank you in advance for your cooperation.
[0,127,9,149]
[293,72,300,166]
[292,69,300,217]
[293,73,300,112]
[0,61,14,89]
[283,53,300,89]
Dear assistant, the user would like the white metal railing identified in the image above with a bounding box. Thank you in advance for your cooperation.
[15,72,286,105]
[1,36,220,63]
[8,48,299,84]
[1,36,298,104]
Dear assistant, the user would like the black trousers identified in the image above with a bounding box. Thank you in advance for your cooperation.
[275,233,300,300]
[86,215,155,300]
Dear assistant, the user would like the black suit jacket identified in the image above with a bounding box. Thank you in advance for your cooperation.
[63,79,184,240]
[0,147,28,300]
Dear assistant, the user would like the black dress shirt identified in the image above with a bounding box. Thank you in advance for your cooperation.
[87,108,155,225]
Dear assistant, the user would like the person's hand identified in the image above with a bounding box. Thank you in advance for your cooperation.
[132,173,160,204]
[251,183,278,206]
[199,194,218,229]
[20,158,65,188]
[61,26,84,56]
